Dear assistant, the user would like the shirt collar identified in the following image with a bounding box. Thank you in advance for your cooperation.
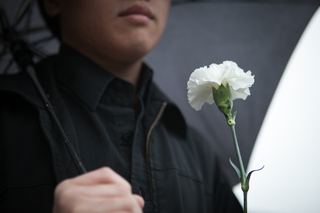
[54,44,153,111]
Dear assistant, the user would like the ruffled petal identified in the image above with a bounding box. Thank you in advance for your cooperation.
[187,84,213,111]
[189,66,221,88]
[228,72,254,90]
[230,87,251,100]
[187,60,254,110]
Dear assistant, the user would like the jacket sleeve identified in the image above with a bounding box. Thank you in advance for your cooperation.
[0,92,56,212]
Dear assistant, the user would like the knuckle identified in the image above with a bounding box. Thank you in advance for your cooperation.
[60,187,77,202]
[54,179,71,197]
[122,181,132,191]
[99,167,131,191]
[101,166,113,173]
[54,185,78,212]
[55,184,79,204]
[117,185,131,195]
[122,195,137,211]
[99,167,113,177]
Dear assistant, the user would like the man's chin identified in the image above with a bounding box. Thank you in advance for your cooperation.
[116,41,155,60]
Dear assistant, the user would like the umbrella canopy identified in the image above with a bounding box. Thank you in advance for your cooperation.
[233,8,320,212]
[145,1,319,186]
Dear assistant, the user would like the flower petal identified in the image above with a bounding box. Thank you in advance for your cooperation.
[230,87,251,100]
[189,66,222,88]
[187,60,254,110]
[187,84,213,111]
[187,69,215,111]
[228,72,255,90]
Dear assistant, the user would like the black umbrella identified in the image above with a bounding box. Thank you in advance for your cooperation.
[1,0,319,186]
[146,0,319,186]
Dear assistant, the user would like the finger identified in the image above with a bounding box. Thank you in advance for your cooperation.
[106,196,143,213]
[71,167,131,189]
[76,184,131,198]
[109,210,141,213]
[74,196,143,213]
[54,185,136,213]
[132,194,145,209]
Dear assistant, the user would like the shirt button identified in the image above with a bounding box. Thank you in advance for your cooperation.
[122,131,132,142]
[138,187,145,198]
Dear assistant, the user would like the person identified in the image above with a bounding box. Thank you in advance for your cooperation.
[0,0,243,212]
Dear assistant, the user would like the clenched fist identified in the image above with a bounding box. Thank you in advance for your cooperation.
[53,167,144,213]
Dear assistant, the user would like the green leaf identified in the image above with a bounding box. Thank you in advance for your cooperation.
[229,158,241,179]
[232,109,237,121]
[245,165,265,188]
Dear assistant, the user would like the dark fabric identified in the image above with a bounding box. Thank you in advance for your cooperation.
[0,53,243,212]
[0,93,56,212]
[51,46,153,210]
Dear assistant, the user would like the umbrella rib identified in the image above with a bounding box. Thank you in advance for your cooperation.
[0,2,10,31]
[31,35,54,46]
[3,59,14,74]
[23,0,34,38]
[0,44,7,57]
[24,26,48,34]
[13,0,29,27]
[27,43,47,59]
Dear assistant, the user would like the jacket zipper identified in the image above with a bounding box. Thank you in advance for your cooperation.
[146,101,167,213]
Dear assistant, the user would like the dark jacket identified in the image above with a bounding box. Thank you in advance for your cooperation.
[0,56,242,213]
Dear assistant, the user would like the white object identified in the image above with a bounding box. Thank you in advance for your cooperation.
[187,61,254,111]
[233,7,320,213]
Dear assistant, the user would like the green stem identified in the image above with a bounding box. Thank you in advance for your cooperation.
[230,124,248,213]
[244,191,248,213]
[230,125,246,185]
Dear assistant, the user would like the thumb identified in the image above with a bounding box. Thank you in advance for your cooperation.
[133,194,145,209]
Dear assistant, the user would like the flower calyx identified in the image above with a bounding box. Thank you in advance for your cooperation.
[212,84,236,126]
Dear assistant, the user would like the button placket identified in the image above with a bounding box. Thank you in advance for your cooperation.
[138,187,145,198]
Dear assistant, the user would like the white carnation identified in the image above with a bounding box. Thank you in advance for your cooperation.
[187,61,255,111]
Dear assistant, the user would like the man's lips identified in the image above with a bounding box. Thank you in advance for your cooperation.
[119,4,154,20]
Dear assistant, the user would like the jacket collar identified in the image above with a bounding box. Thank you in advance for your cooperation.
[146,83,187,139]
[0,54,188,149]
[54,45,115,111]
[54,44,154,111]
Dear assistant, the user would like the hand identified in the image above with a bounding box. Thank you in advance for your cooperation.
[52,167,144,213]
